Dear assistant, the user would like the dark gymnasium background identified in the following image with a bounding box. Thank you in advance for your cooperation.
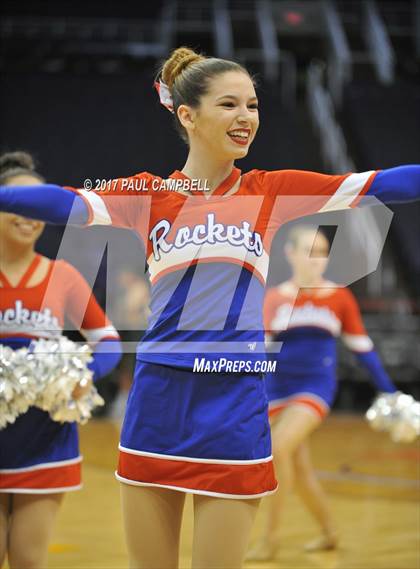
[1,0,419,415]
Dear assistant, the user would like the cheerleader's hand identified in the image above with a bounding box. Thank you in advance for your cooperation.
[71,377,93,400]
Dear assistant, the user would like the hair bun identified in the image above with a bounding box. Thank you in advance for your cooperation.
[0,151,35,176]
[161,47,205,89]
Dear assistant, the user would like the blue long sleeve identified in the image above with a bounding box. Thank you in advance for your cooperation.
[367,165,420,203]
[0,184,89,225]
[87,337,122,382]
[1,166,419,223]
[354,350,397,393]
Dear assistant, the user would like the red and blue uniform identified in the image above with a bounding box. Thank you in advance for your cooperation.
[263,282,397,420]
[0,255,120,493]
[0,164,418,498]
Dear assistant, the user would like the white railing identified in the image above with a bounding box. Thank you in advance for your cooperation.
[213,0,234,59]
[254,0,296,106]
[306,62,355,172]
[255,0,281,81]
[321,0,352,108]
[363,0,395,84]
[306,61,388,294]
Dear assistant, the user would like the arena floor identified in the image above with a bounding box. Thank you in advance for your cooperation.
[42,415,419,569]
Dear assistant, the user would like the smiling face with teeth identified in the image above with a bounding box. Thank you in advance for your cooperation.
[0,174,45,247]
[178,71,259,162]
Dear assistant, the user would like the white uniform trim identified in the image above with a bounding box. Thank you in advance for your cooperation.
[0,484,82,494]
[0,456,82,474]
[78,190,112,226]
[318,171,376,212]
[342,333,373,352]
[115,473,278,500]
[81,326,119,344]
[119,444,272,465]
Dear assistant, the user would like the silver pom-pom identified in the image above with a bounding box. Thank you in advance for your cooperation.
[0,345,36,428]
[0,338,105,428]
[366,392,420,443]
[29,338,105,425]
[48,389,105,425]
[390,400,420,443]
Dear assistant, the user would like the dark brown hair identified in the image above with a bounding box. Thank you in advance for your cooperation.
[0,151,45,185]
[158,47,252,143]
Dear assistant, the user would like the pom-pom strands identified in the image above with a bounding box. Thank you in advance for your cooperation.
[0,345,34,428]
[0,338,104,428]
[366,391,420,443]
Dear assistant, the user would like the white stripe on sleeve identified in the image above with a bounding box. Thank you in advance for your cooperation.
[342,333,374,352]
[81,326,119,343]
[78,190,112,226]
[318,171,376,213]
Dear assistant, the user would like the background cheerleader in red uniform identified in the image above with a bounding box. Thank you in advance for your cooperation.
[0,152,122,569]
[248,224,399,560]
[0,47,419,568]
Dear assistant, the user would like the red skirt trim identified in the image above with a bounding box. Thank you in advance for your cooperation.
[116,447,277,499]
[0,457,82,493]
[269,394,329,421]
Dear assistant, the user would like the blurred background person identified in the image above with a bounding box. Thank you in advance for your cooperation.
[0,152,122,568]
[248,224,400,560]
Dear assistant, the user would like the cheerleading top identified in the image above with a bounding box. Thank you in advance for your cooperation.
[0,254,120,377]
[263,281,396,393]
[0,255,121,492]
[0,165,419,370]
